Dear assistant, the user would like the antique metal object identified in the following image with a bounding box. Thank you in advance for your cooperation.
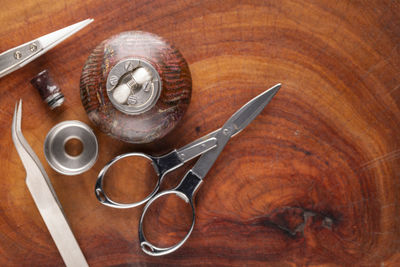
[94,84,281,255]
[80,31,192,144]
[44,120,98,175]
[106,59,161,115]
[0,19,93,79]
[11,100,88,266]
[31,69,64,109]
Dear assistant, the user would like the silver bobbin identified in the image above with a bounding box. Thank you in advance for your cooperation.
[44,121,98,175]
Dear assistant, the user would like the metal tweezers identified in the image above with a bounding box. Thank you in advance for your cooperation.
[0,19,93,79]
[12,100,88,267]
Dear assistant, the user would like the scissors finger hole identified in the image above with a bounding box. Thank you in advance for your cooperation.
[142,192,194,248]
[102,154,159,204]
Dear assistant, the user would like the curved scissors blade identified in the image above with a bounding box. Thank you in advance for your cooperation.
[0,18,93,78]
[192,83,281,178]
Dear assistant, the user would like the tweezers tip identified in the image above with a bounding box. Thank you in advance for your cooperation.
[81,18,94,26]
[17,99,22,125]
[12,100,21,138]
[12,102,17,126]
[70,19,94,34]
[274,83,281,89]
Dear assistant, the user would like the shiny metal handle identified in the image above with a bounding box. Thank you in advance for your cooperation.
[139,170,202,256]
[95,152,161,209]
[177,137,217,162]
[0,41,41,78]
[95,151,183,209]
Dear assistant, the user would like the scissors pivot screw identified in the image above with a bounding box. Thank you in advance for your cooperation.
[223,128,230,135]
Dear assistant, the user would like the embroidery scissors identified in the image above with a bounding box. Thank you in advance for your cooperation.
[95,83,281,255]
[0,18,93,79]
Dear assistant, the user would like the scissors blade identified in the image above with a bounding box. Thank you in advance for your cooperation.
[227,83,281,136]
[0,19,93,78]
[191,83,281,178]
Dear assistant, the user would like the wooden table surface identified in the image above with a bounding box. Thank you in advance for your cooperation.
[1,0,399,266]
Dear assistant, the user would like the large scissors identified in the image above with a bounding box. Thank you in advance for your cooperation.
[95,83,281,255]
[0,19,93,79]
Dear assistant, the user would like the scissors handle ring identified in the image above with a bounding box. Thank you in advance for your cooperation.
[94,152,161,209]
[138,190,196,256]
[138,170,203,256]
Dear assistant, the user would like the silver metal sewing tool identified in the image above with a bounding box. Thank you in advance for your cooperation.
[0,19,93,79]
[95,83,281,256]
[11,100,89,267]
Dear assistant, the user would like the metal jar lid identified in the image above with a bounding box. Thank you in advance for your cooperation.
[44,120,98,175]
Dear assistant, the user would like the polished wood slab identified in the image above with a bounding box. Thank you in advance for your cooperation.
[0,0,399,266]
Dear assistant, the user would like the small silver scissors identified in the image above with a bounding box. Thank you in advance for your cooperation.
[0,19,93,79]
[95,83,281,256]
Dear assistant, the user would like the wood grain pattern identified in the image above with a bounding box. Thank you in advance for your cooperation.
[0,0,399,266]
[80,31,192,143]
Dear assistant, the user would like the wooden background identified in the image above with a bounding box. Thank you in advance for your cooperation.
[1,0,399,266]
